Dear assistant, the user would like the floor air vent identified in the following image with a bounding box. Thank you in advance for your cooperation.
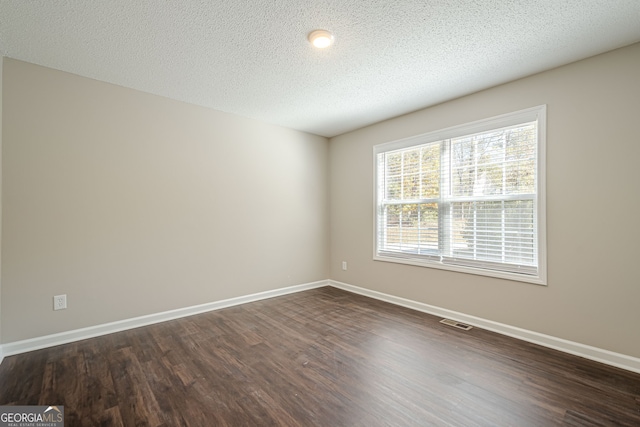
[440,318,473,331]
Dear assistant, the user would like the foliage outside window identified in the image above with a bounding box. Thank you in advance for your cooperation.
[374,106,546,284]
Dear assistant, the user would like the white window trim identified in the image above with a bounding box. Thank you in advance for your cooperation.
[372,105,547,285]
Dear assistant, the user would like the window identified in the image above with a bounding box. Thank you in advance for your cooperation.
[374,106,546,285]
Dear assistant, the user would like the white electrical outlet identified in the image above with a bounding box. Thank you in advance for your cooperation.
[342,261,347,271]
[53,294,67,311]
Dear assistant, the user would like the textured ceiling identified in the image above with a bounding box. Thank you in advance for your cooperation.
[1,1,639,137]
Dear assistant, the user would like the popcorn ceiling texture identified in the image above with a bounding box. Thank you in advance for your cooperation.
[1,0,639,137]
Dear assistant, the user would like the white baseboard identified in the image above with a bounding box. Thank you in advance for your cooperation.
[329,280,640,374]
[1,280,329,359]
[3,278,639,375]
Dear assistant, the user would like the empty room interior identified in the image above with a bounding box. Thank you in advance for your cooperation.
[1,1,639,426]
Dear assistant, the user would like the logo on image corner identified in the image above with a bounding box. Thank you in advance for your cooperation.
[0,405,64,426]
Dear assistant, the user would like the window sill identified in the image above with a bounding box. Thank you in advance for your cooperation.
[373,254,547,286]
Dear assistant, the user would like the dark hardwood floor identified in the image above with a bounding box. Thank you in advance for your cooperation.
[1,287,639,426]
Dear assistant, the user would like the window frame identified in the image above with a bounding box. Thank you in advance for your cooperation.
[373,105,547,285]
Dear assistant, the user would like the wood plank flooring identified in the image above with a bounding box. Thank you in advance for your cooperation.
[1,287,639,426]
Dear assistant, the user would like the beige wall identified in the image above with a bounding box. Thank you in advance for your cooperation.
[330,43,640,358]
[1,59,329,343]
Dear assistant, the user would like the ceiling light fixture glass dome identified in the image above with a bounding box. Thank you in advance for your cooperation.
[308,30,334,48]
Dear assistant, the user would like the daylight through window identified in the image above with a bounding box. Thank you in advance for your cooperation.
[374,106,546,284]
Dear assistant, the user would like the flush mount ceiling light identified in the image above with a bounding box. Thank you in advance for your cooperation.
[308,29,334,48]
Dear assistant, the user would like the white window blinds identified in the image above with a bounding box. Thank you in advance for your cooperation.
[374,106,546,284]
